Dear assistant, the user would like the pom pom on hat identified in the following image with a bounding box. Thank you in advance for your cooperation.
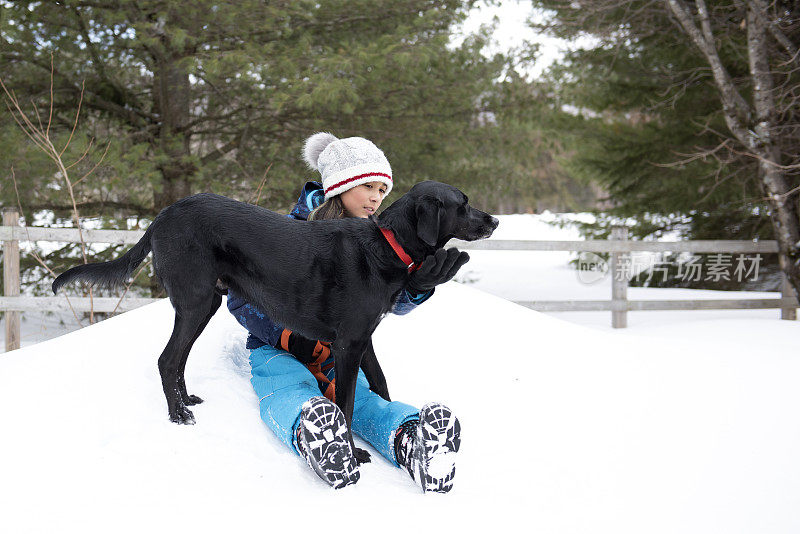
[301,132,393,200]
[303,132,339,170]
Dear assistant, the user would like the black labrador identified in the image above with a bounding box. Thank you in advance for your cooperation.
[52,180,499,462]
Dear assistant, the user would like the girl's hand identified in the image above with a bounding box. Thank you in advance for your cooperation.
[283,330,330,364]
[407,248,470,294]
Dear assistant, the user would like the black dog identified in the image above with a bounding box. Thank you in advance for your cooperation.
[52,180,498,461]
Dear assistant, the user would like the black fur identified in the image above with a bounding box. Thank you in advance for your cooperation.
[52,180,498,462]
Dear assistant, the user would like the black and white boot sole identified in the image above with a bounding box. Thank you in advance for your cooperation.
[298,396,360,489]
[412,402,461,493]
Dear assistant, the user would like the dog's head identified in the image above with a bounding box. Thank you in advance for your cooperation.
[379,180,499,250]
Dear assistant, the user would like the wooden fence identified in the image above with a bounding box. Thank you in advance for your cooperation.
[448,225,798,328]
[2,208,798,351]
[1,208,160,352]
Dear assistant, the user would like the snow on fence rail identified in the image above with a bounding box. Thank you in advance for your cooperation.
[2,209,798,351]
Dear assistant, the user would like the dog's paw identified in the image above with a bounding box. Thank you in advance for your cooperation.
[353,447,371,465]
[169,406,196,425]
[184,394,204,406]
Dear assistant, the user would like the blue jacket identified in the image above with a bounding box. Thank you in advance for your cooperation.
[226,181,433,350]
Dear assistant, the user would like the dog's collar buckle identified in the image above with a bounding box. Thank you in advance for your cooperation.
[379,227,419,273]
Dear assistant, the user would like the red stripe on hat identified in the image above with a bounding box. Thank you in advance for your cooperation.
[324,172,392,195]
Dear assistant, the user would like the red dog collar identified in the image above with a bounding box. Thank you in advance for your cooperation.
[379,227,420,273]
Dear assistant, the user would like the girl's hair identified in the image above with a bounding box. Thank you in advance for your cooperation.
[308,195,348,220]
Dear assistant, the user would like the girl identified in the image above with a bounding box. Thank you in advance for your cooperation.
[226,132,462,492]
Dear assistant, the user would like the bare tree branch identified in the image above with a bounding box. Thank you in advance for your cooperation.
[0,53,120,324]
[664,0,752,143]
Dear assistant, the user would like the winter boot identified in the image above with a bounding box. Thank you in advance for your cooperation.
[395,402,461,493]
[295,396,360,489]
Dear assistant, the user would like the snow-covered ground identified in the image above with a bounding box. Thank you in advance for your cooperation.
[1,213,799,533]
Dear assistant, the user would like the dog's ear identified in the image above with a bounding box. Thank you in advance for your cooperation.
[415,196,444,246]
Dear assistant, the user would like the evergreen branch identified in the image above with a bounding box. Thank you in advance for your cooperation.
[68,1,124,9]
[0,52,156,127]
[175,106,252,135]
[60,80,86,158]
[68,1,145,114]
[71,3,113,82]
[200,120,251,166]
[64,137,94,172]
[73,140,112,186]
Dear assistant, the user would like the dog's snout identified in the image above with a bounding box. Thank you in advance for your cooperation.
[481,214,499,238]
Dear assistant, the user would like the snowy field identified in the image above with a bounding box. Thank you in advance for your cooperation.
[1,213,799,533]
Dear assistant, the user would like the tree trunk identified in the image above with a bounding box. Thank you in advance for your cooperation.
[666,0,800,298]
[149,19,194,297]
[152,50,194,212]
[745,4,800,297]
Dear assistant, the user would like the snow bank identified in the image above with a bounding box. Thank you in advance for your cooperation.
[2,282,799,533]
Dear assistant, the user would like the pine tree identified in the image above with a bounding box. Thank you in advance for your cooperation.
[1,1,500,212]
[529,1,778,241]
[527,1,800,289]
[0,0,529,296]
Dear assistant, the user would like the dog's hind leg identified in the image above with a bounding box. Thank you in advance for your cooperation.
[157,275,217,424]
[177,291,222,406]
[158,304,211,424]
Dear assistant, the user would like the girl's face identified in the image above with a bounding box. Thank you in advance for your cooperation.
[339,181,388,218]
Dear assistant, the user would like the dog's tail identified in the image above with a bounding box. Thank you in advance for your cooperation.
[52,224,154,294]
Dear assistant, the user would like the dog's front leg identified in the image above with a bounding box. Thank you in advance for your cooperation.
[332,337,371,465]
[360,339,391,402]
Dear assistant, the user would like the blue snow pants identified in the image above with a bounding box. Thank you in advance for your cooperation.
[249,344,419,466]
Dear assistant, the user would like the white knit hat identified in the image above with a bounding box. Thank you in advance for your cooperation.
[303,132,393,200]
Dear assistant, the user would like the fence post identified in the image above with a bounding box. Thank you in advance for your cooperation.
[780,271,797,321]
[3,208,21,352]
[610,225,629,328]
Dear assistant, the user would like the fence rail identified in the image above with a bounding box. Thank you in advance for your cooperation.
[2,208,798,352]
[514,298,798,312]
[448,238,781,253]
[0,225,144,244]
[448,226,798,328]
[0,296,160,313]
